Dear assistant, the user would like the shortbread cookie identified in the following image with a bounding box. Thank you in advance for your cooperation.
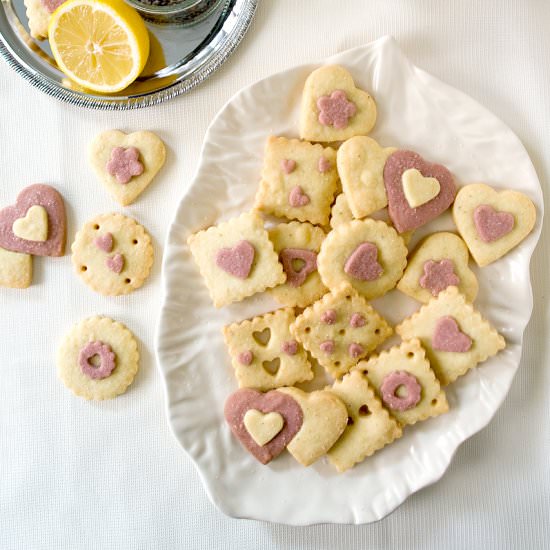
[317,219,408,300]
[57,316,139,400]
[0,247,32,288]
[327,371,402,473]
[89,130,166,206]
[337,136,396,218]
[71,213,153,296]
[355,339,448,426]
[254,136,338,226]
[24,0,65,40]
[268,221,327,307]
[0,184,66,256]
[300,65,377,143]
[397,232,478,303]
[330,193,355,229]
[452,183,537,267]
[188,212,285,308]
[224,388,303,464]
[396,286,505,385]
[277,387,348,466]
[291,284,392,378]
[384,150,457,233]
[223,308,313,391]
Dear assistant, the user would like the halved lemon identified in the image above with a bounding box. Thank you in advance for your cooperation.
[49,0,150,94]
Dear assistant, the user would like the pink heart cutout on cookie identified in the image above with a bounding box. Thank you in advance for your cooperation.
[344,242,383,281]
[216,240,255,279]
[279,248,317,287]
[288,186,310,207]
[432,316,472,353]
[106,253,124,274]
[0,184,66,256]
[473,204,514,243]
[384,150,457,233]
[224,388,303,464]
[280,159,296,174]
[94,232,114,253]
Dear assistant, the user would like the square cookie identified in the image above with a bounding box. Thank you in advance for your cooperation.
[223,308,313,391]
[0,246,32,288]
[354,339,448,426]
[396,286,505,385]
[326,370,402,473]
[188,212,285,308]
[254,136,338,226]
[291,283,392,378]
[268,221,327,308]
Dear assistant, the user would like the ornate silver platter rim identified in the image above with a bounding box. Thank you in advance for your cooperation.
[0,0,257,110]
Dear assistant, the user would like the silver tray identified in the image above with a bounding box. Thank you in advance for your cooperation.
[0,0,257,109]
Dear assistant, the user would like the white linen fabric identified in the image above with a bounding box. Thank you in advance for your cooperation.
[0,1,548,548]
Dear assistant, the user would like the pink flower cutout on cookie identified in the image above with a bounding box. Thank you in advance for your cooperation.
[380,371,421,411]
[419,259,460,297]
[317,90,357,129]
[473,205,515,243]
[41,0,65,13]
[106,147,144,184]
[78,341,116,380]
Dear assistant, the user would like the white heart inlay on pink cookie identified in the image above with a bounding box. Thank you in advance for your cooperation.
[216,240,255,279]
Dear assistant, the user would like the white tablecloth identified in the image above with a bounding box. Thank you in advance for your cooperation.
[1,1,549,548]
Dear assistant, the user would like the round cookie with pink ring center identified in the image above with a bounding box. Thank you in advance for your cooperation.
[57,316,139,400]
[71,213,153,296]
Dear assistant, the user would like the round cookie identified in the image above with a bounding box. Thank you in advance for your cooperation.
[317,219,408,300]
[72,213,153,295]
[57,316,139,400]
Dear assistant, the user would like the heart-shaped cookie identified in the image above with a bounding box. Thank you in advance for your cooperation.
[224,388,303,464]
[277,387,348,467]
[402,169,441,208]
[397,232,478,303]
[384,150,457,233]
[89,130,166,206]
[300,65,377,143]
[453,183,537,267]
[0,184,66,256]
[243,409,284,446]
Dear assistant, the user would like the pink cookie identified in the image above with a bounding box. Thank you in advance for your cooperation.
[0,184,66,256]
[384,150,456,233]
[224,388,303,464]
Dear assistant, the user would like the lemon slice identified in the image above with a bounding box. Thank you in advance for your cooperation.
[49,0,150,94]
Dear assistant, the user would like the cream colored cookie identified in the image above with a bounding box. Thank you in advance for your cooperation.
[268,221,327,308]
[254,136,338,226]
[397,232,478,303]
[188,212,285,308]
[24,0,51,40]
[337,136,396,218]
[300,65,377,143]
[326,371,402,473]
[57,316,139,400]
[330,193,354,229]
[223,308,313,391]
[291,284,392,378]
[89,130,166,206]
[317,219,408,300]
[354,339,448,426]
[0,247,32,288]
[396,286,505,386]
[452,183,536,267]
[71,213,154,296]
[277,387,348,466]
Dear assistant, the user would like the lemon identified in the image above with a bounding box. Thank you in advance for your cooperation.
[49,0,150,94]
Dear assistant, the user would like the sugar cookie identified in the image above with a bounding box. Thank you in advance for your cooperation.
[0,247,32,288]
[24,0,65,39]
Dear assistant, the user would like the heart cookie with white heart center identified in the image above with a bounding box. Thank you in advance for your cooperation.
[384,150,456,233]
[12,205,48,242]
[0,184,66,256]
[452,183,536,266]
[243,409,284,446]
[224,388,303,464]
[300,65,377,142]
[89,130,166,206]
[277,387,348,466]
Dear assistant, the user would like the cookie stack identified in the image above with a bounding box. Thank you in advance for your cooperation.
[187,65,536,472]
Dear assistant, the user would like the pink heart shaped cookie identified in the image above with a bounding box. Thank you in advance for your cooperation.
[215,240,255,279]
[0,184,66,256]
[224,388,303,464]
[384,150,457,233]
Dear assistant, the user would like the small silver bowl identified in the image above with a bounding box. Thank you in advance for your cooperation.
[126,0,226,26]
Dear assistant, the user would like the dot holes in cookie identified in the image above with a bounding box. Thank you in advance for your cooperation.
[374,329,381,335]
[305,327,311,333]
[407,351,414,358]
[431,399,438,406]
[291,258,306,273]
[334,361,341,367]
[262,358,280,376]
[358,404,371,416]
[253,328,271,346]
[93,224,100,230]
[125,278,131,284]
[132,239,138,245]
[338,329,345,336]
[80,266,87,272]
[345,295,351,301]
[347,416,354,426]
